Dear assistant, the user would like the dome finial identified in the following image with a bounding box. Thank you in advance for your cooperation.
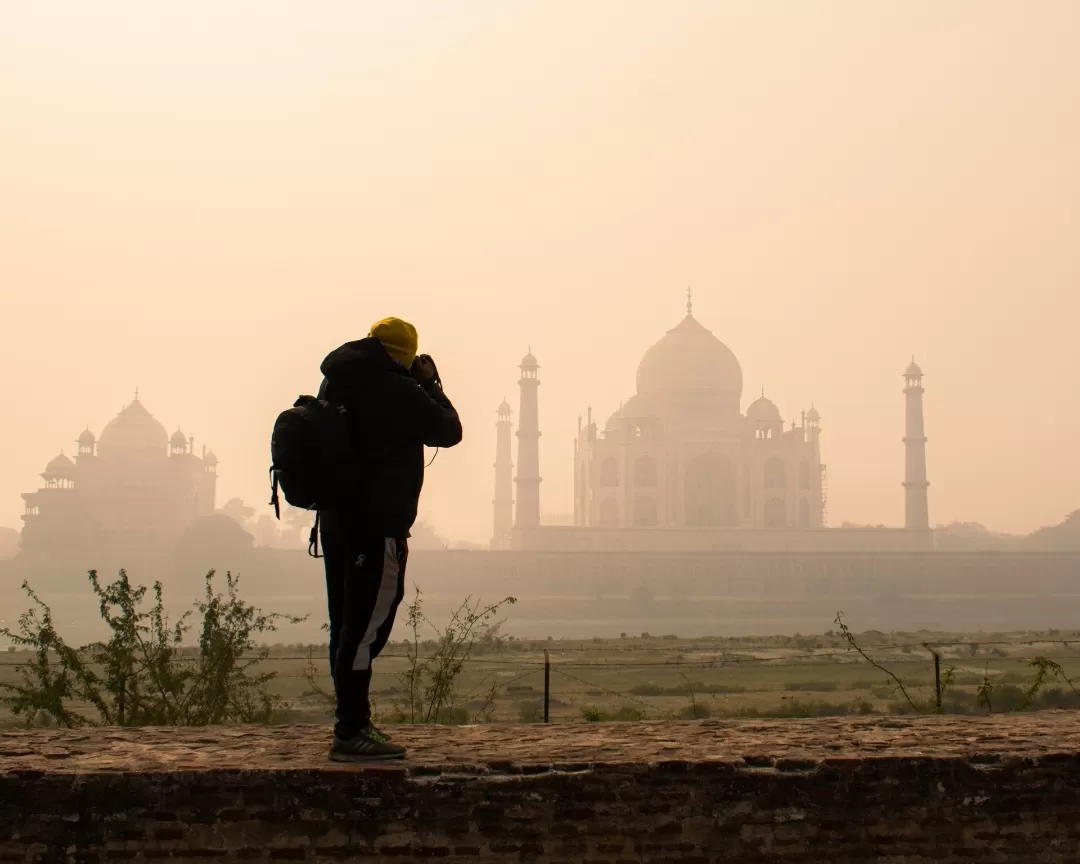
[686,285,693,316]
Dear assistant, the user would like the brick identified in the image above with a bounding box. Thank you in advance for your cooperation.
[6,718,1080,862]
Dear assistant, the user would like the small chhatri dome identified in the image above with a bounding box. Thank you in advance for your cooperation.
[44,452,76,476]
[97,396,169,460]
[520,349,538,368]
[170,428,188,448]
[77,428,96,445]
[806,405,821,422]
[497,399,512,416]
[205,450,218,465]
[746,392,782,423]
[905,357,923,377]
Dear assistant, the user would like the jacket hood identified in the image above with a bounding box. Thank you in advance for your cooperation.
[320,337,407,381]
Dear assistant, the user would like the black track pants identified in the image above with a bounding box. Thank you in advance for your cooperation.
[321,528,408,739]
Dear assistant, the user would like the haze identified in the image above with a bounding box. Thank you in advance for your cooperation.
[2,0,1078,544]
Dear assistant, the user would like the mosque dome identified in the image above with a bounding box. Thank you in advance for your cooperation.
[605,394,657,431]
[43,452,76,477]
[97,398,169,460]
[636,312,743,410]
[746,393,782,423]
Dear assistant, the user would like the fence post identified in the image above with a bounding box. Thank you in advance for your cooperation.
[926,646,942,711]
[543,650,550,723]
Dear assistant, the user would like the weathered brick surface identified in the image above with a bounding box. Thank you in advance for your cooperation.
[3,715,1080,862]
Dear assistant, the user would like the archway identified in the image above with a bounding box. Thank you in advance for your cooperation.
[764,458,786,489]
[765,497,787,528]
[684,452,737,527]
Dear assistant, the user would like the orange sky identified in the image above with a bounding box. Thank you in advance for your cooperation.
[2,1,1078,543]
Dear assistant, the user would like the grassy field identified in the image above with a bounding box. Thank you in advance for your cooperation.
[7,628,1080,727]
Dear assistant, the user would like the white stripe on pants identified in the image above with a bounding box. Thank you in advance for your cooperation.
[352,538,400,671]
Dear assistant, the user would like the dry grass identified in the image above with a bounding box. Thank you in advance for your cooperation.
[7,628,1080,726]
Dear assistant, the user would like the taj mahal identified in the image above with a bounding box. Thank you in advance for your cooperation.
[492,295,932,554]
[19,395,219,556]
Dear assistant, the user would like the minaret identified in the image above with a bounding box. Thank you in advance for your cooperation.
[903,358,930,529]
[491,399,514,548]
[806,405,824,526]
[514,350,542,529]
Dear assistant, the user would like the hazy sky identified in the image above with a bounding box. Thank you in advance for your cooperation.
[2,1,1078,543]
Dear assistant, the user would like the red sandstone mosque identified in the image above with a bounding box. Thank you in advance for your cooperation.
[20,394,218,555]
[493,295,931,553]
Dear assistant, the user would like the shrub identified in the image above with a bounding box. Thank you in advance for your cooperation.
[394,587,516,724]
[0,570,303,728]
[517,701,543,723]
[580,705,645,722]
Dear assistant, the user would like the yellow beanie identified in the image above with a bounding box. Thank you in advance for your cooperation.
[369,317,419,368]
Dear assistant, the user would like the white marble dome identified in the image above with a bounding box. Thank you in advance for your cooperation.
[97,399,169,460]
[635,312,743,412]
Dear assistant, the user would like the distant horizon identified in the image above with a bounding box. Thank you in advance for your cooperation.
[2,321,1077,544]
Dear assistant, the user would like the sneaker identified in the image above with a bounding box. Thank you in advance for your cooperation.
[329,725,406,762]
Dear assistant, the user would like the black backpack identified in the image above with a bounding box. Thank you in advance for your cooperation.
[269,395,359,555]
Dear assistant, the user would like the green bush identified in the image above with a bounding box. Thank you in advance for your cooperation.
[580,705,646,722]
[517,701,543,723]
[0,570,303,728]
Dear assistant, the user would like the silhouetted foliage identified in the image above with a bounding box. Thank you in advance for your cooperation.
[1026,510,1080,551]
[392,586,516,724]
[0,569,303,727]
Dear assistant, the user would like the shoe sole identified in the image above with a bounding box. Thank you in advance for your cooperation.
[328,750,407,763]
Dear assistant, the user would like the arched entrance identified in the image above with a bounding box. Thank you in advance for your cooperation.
[683,452,737,527]
[764,497,786,528]
[634,455,658,487]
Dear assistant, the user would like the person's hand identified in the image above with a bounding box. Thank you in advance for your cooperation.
[411,354,438,384]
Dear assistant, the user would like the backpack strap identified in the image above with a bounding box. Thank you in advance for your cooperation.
[308,511,322,559]
[269,467,281,519]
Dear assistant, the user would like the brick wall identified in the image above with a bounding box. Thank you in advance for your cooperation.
[3,716,1080,863]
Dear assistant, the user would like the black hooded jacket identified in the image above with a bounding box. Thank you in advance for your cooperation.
[316,337,462,538]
